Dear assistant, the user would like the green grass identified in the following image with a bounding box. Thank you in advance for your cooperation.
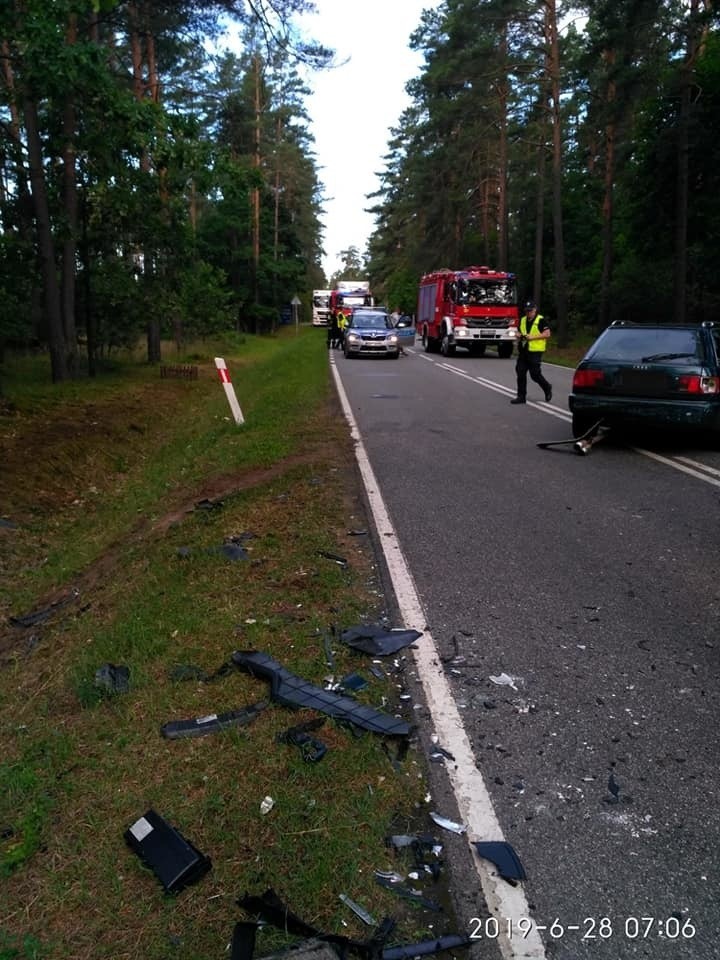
[0,328,440,959]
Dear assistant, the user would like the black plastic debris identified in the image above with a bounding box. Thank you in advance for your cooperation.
[317,550,348,567]
[237,889,464,960]
[231,651,411,737]
[124,809,212,893]
[230,921,258,960]
[341,625,422,657]
[374,875,442,912]
[209,538,250,561]
[276,717,328,762]
[0,518,18,529]
[382,935,471,960]
[94,662,130,694]
[169,661,234,683]
[237,889,374,959]
[340,672,368,693]
[472,841,526,881]
[10,588,80,628]
[195,497,224,511]
[348,529,367,536]
[161,700,268,739]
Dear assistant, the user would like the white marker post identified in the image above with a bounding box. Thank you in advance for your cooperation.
[214,357,245,425]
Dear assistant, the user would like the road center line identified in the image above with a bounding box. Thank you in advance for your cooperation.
[420,352,720,485]
[332,359,548,960]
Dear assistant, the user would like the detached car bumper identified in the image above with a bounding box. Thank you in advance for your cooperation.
[569,394,720,431]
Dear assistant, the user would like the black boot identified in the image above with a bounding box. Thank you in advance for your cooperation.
[510,397,526,404]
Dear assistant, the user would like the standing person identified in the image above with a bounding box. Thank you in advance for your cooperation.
[336,309,347,349]
[327,310,341,350]
[391,307,407,356]
[511,301,552,404]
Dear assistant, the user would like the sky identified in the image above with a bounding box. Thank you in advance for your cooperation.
[295,0,439,281]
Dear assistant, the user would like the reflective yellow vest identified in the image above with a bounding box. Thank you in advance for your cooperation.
[337,311,347,330]
[519,313,547,352]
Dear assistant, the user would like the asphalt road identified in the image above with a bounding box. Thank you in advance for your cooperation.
[333,343,720,960]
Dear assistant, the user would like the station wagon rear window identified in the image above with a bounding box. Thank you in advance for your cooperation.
[587,328,705,364]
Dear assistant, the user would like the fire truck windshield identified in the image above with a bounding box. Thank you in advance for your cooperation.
[453,279,516,306]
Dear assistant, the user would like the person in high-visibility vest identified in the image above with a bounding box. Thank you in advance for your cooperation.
[511,301,552,404]
[336,309,348,349]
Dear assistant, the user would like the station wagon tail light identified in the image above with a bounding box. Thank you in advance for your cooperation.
[573,368,605,388]
[677,375,720,394]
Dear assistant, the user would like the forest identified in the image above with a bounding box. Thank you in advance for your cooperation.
[1,1,719,382]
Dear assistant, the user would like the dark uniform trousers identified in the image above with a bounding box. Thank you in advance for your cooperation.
[516,348,551,399]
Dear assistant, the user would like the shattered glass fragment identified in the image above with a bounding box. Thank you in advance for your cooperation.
[339,893,376,926]
[429,812,466,834]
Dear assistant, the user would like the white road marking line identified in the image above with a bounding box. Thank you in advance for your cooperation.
[672,455,720,479]
[631,448,720,489]
[331,362,548,960]
[420,354,720,485]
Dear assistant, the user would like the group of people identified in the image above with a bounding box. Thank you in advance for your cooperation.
[326,309,347,349]
[324,297,552,401]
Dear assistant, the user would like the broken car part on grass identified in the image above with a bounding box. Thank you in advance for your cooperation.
[94,662,131,694]
[341,625,423,657]
[161,700,268,739]
[276,716,328,762]
[237,889,470,960]
[231,651,411,737]
[124,809,212,893]
[9,588,80,628]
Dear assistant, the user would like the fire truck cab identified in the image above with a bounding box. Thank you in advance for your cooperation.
[417,266,519,358]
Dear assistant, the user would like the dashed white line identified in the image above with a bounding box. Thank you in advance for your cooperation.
[420,353,720,485]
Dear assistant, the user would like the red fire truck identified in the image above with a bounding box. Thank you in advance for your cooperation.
[416,266,519,358]
[329,280,374,321]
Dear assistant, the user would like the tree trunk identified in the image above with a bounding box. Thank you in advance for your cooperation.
[545,0,569,346]
[23,94,67,381]
[61,14,79,376]
[598,52,616,333]
[673,0,701,324]
[497,24,509,270]
[251,54,261,312]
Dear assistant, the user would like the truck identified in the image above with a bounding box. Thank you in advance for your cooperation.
[312,290,333,327]
[329,280,374,321]
[417,266,519,358]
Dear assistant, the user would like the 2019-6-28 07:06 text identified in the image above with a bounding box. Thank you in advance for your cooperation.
[469,915,697,941]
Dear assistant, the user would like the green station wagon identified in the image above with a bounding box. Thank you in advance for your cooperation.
[569,321,720,438]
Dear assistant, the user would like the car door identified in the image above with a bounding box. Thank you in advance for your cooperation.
[395,315,416,348]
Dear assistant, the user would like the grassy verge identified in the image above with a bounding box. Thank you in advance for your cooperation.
[0,329,439,960]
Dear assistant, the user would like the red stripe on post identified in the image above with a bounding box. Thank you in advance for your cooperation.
[218,369,231,383]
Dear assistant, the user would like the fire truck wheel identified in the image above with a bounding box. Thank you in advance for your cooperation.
[440,332,456,357]
[498,342,514,359]
[468,344,486,357]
